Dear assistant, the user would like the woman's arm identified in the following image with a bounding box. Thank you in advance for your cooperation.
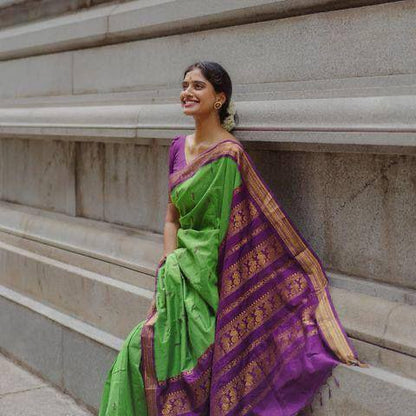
[147,200,180,317]
[160,199,180,261]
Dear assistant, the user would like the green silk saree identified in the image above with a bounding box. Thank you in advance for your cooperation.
[99,138,361,416]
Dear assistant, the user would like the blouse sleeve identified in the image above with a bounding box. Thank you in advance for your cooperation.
[169,135,181,175]
[168,136,180,201]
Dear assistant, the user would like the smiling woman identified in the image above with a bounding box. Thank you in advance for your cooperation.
[98,61,364,416]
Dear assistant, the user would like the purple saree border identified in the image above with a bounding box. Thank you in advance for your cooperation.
[223,214,265,250]
[248,337,337,416]
[212,296,315,375]
[158,345,213,393]
[216,213,265,281]
[239,148,357,356]
[222,221,273,270]
[220,188,318,308]
[216,254,296,330]
[221,145,356,360]
[229,333,332,416]
[142,272,160,415]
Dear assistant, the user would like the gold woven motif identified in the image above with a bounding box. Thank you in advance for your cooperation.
[221,234,286,296]
[217,270,308,355]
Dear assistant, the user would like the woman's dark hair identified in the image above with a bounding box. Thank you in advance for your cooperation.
[183,61,238,127]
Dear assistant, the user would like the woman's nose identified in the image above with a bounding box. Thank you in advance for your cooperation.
[183,85,194,95]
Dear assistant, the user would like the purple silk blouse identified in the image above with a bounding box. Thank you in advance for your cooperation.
[169,135,187,175]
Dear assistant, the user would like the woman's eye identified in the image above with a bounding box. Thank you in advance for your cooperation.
[181,84,203,90]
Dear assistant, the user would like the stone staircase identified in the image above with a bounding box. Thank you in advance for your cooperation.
[0,0,415,414]
[1,200,415,414]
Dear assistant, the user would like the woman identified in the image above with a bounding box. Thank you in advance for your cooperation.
[99,61,363,416]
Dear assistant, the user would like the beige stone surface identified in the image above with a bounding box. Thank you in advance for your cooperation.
[1,138,76,215]
[301,364,416,416]
[0,353,93,416]
[0,52,72,99]
[0,199,164,273]
[0,239,153,338]
[250,150,416,289]
[352,338,416,380]
[73,2,416,94]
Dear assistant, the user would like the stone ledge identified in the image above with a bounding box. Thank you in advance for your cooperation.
[0,229,155,290]
[302,362,416,416]
[0,0,117,31]
[0,238,153,338]
[331,287,416,359]
[0,0,398,60]
[0,73,414,106]
[0,287,118,410]
[329,271,416,306]
[0,284,123,353]
[0,201,162,276]
[350,338,416,381]
[0,98,415,152]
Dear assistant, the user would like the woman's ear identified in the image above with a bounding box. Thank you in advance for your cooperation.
[216,92,226,105]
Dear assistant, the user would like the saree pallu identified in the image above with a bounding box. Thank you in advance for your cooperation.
[99,139,361,416]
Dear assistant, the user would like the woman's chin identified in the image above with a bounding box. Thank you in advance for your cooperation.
[182,108,199,116]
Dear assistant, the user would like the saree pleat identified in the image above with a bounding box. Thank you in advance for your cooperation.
[99,139,361,416]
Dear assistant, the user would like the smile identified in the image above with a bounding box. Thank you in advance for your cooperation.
[183,100,199,107]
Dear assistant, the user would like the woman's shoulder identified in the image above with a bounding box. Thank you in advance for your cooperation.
[170,134,184,147]
[219,135,244,153]
[168,135,185,174]
[169,134,185,156]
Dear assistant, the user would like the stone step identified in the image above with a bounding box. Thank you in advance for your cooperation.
[301,363,416,416]
[0,201,163,280]
[329,271,416,306]
[330,287,416,366]
[0,237,153,339]
[350,338,416,382]
[0,284,120,411]
[1,284,416,415]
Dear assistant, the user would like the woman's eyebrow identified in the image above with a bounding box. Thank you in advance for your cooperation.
[182,80,206,85]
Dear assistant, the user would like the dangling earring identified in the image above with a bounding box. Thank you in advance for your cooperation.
[214,101,222,110]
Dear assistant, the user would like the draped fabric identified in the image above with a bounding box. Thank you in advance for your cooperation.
[99,137,360,416]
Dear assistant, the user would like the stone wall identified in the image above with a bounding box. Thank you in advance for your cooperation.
[0,1,415,414]
[0,0,126,29]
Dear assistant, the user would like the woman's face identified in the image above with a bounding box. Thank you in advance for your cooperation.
[180,68,225,118]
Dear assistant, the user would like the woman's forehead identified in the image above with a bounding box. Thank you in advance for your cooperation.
[183,68,206,82]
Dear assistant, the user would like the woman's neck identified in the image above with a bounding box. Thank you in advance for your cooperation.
[193,113,226,145]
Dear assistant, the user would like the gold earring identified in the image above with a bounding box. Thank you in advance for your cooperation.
[214,101,222,110]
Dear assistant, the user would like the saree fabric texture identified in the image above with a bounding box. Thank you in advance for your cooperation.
[99,136,360,416]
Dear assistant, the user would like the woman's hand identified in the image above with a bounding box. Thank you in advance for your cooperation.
[158,254,167,267]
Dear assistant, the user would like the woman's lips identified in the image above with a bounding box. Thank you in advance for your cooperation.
[183,101,199,108]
